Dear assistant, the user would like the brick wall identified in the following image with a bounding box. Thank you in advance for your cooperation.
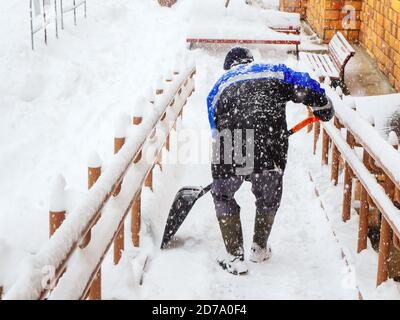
[279,0,308,19]
[306,0,325,38]
[360,0,400,90]
[280,0,400,90]
[280,0,362,43]
[307,0,362,43]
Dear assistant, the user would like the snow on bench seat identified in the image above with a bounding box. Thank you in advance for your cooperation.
[187,25,301,58]
[299,52,340,79]
[184,0,301,57]
[300,32,355,81]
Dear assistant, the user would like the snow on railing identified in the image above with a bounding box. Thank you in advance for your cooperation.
[4,56,196,300]
[30,0,59,50]
[312,87,400,288]
[60,0,87,30]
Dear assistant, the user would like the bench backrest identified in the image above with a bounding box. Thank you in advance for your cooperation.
[328,32,355,78]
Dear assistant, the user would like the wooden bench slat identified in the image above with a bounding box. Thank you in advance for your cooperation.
[186,38,300,45]
[306,54,318,71]
[336,32,356,54]
[318,54,333,75]
[300,32,354,81]
[300,52,340,79]
[315,55,330,75]
[321,54,339,77]
[330,33,353,66]
[300,52,313,68]
[187,37,301,59]
[310,54,326,75]
[315,54,339,78]
[328,50,343,74]
[302,52,319,71]
[330,43,348,66]
[329,37,345,64]
[309,54,329,76]
[186,24,301,59]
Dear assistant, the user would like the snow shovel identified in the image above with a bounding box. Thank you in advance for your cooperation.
[160,115,320,249]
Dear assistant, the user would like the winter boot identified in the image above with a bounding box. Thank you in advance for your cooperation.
[217,215,248,275]
[250,211,275,263]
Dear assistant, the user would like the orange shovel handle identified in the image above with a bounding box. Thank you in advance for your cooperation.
[288,116,320,136]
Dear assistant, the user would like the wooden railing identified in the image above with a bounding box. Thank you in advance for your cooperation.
[4,58,196,300]
[312,87,400,287]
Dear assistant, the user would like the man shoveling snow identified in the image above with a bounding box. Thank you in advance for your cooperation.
[208,47,334,275]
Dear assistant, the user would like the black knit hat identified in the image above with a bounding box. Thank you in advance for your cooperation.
[223,47,254,70]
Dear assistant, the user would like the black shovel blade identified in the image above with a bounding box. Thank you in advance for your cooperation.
[160,184,211,249]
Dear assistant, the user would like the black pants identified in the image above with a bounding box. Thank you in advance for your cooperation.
[211,170,284,218]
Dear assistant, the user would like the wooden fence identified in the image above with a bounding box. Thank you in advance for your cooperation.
[3,58,196,300]
[312,88,400,287]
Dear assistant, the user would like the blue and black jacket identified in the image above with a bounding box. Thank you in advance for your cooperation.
[207,63,334,179]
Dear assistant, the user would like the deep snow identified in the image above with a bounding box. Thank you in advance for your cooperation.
[0,0,191,253]
[1,0,399,300]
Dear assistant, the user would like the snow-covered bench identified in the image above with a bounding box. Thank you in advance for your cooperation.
[300,32,355,82]
[270,26,301,35]
[187,25,301,59]
[187,36,301,59]
[185,0,301,58]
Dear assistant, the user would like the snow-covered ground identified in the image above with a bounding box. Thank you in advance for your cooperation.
[1,0,399,299]
[105,50,398,300]
[129,72,358,299]
[99,50,358,300]
[0,0,191,254]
